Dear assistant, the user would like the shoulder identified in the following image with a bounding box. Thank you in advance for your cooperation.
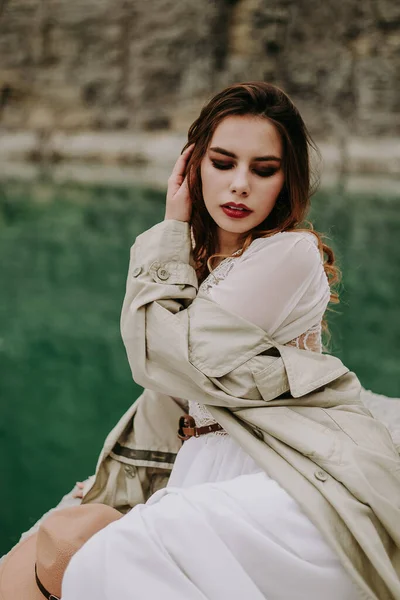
[247,230,318,251]
[239,231,322,268]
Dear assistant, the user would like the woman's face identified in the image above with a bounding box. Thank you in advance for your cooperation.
[200,115,285,239]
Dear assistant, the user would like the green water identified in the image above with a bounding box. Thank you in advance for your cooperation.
[0,178,399,555]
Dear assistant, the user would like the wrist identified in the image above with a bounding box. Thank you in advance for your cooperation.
[164,213,189,223]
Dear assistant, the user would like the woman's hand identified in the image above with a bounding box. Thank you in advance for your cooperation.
[165,144,194,222]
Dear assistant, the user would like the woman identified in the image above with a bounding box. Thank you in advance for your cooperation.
[62,83,400,599]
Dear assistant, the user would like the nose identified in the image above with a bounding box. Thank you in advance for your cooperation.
[229,169,250,197]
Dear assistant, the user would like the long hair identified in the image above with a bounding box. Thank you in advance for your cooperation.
[182,82,340,331]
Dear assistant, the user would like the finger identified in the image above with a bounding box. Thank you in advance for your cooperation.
[178,175,189,197]
[169,144,194,184]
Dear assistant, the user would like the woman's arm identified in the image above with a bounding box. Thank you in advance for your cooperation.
[121,219,275,407]
[121,216,333,410]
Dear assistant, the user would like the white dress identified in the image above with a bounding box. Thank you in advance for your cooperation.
[62,232,360,599]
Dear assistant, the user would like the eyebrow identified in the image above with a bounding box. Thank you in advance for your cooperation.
[209,146,282,162]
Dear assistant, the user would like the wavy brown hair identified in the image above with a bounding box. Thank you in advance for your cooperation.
[182,82,340,332]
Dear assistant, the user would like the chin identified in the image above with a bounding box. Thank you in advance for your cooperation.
[225,222,251,233]
[218,217,256,234]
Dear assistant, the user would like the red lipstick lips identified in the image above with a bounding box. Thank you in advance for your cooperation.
[221,202,252,219]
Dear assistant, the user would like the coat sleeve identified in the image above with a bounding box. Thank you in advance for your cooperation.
[120,220,273,408]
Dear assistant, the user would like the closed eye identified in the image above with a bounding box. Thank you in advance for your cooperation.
[252,167,279,178]
[211,160,279,178]
[211,160,232,171]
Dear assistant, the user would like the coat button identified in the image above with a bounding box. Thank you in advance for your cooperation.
[124,464,137,478]
[314,469,328,482]
[157,267,170,280]
[132,266,142,277]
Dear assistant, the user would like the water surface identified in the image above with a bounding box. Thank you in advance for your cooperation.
[0,178,399,554]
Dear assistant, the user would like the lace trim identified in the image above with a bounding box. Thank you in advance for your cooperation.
[199,249,241,297]
[188,401,229,436]
[286,323,322,353]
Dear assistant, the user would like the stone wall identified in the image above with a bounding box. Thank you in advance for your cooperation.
[0,0,399,140]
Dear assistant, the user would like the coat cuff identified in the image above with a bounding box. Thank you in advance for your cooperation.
[132,220,198,289]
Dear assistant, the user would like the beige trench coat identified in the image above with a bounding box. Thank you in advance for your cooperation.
[82,220,400,600]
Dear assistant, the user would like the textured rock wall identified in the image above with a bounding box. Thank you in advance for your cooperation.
[0,0,399,139]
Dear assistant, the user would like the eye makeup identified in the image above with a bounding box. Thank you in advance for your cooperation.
[209,146,282,163]
[211,159,279,178]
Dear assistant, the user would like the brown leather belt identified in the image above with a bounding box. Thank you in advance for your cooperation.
[177,414,224,441]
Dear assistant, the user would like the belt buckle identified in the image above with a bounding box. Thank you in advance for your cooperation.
[177,414,195,441]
